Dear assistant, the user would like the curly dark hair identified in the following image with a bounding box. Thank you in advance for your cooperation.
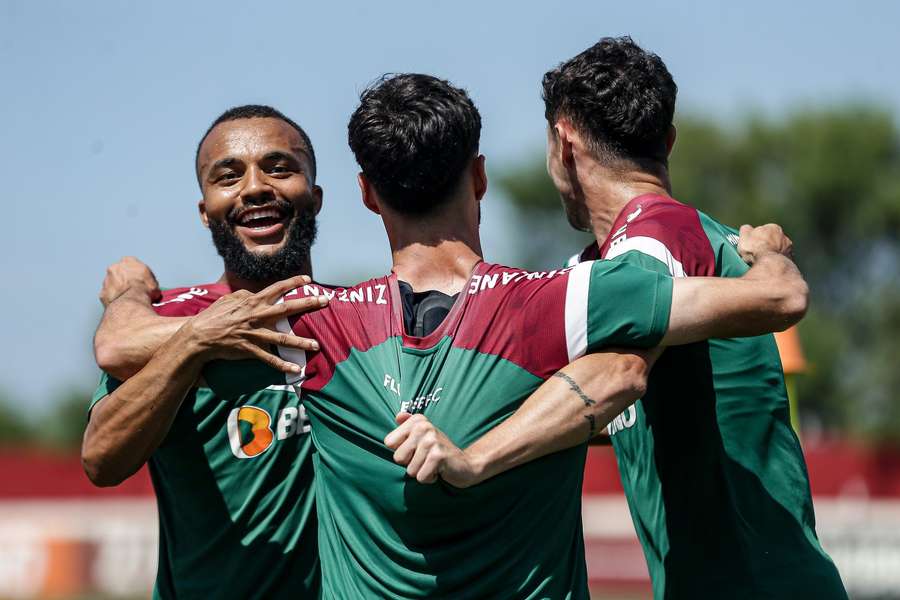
[195,104,316,186]
[542,36,677,166]
[347,73,481,215]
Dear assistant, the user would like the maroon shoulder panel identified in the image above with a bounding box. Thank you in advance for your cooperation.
[451,264,573,380]
[285,278,395,392]
[598,194,716,276]
[152,283,230,317]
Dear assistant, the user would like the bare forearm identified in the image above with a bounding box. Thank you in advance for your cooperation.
[94,289,188,379]
[83,325,204,486]
[464,351,651,483]
[663,253,808,345]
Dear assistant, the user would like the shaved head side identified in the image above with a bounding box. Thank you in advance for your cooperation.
[196,105,317,187]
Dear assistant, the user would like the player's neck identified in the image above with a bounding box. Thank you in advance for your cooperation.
[581,162,672,243]
[216,256,313,294]
[386,215,482,295]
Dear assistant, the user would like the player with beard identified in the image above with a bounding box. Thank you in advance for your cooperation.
[199,74,810,598]
[84,105,328,599]
[385,40,847,599]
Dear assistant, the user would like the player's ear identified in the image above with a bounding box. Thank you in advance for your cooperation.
[666,125,677,157]
[311,185,324,216]
[555,121,575,168]
[472,155,487,202]
[358,173,381,215]
[198,199,209,228]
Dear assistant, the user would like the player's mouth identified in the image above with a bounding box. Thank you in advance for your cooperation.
[232,205,294,241]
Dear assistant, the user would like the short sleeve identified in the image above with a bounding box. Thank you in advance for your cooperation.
[89,372,122,415]
[564,260,672,358]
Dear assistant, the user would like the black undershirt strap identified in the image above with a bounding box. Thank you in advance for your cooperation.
[397,280,458,337]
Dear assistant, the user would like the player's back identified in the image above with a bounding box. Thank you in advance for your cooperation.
[91,284,319,600]
[206,260,673,599]
[587,194,847,599]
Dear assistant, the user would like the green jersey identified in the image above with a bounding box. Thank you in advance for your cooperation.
[205,260,673,599]
[89,284,319,600]
[570,194,847,599]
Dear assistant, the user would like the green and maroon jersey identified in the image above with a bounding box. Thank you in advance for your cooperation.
[570,194,847,599]
[90,284,319,600]
[206,260,673,599]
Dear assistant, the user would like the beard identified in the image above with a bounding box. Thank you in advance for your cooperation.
[209,202,318,282]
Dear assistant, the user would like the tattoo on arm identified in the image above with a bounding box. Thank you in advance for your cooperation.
[553,371,599,442]
[583,414,597,439]
[553,371,597,407]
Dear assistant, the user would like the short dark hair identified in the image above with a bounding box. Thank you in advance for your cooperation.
[347,73,481,215]
[195,104,317,186]
[542,36,677,166]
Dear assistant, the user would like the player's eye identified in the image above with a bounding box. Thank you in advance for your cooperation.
[217,172,240,184]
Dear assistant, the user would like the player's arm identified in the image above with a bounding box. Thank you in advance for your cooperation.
[82,277,327,487]
[93,257,189,380]
[386,224,806,486]
[662,224,807,344]
[386,348,659,486]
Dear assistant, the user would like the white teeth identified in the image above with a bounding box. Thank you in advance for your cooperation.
[239,208,281,225]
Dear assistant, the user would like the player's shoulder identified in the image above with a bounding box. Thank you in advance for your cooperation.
[473,262,573,293]
[152,283,229,316]
[602,194,716,276]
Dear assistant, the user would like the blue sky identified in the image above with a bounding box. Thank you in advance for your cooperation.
[2,0,899,410]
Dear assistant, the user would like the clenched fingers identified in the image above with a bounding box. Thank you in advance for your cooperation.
[384,413,426,450]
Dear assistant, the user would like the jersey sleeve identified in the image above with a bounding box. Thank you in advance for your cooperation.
[564,260,672,359]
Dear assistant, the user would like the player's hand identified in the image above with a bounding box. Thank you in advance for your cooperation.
[737,224,793,265]
[100,256,162,306]
[181,275,327,375]
[384,412,483,488]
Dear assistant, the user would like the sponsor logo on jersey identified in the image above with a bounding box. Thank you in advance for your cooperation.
[607,403,638,436]
[152,287,209,307]
[226,399,311,459]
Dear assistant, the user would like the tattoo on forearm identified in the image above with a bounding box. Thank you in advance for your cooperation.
[584,414,597,439]
[553,372,599,442]
[553,372,596,407]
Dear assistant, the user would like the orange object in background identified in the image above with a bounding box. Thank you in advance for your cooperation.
[774,325,807,431]
[774,326,808,374]
[42,539,92,598]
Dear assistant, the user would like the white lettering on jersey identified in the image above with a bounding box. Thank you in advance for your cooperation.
[152,287,209,307]
[607,403,638,436]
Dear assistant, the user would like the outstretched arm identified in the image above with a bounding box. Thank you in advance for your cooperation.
[386,223,805,487]
[83,276,326,487]
[385,348,659,487]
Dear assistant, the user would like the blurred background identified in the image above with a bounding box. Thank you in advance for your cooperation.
[2,1,899,598]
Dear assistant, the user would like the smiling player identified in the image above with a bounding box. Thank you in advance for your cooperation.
[84,105,325,600]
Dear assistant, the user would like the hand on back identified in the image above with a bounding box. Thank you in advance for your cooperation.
[100,256,162,306]
[183,275,328,374]
[738,223,794,265]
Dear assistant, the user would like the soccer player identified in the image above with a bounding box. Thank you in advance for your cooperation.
[83,106,327,599]
[201,73,810,598]
[387,40,848,599]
